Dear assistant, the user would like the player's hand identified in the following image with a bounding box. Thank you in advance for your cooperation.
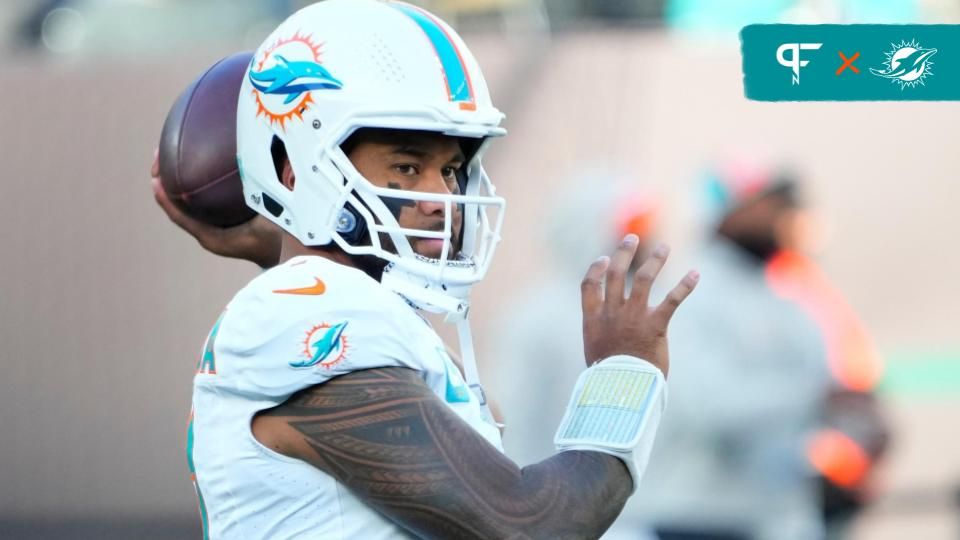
[580,234,699,377]
[150,149,282,269]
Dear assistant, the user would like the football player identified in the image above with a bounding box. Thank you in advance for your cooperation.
[154,1,698,538]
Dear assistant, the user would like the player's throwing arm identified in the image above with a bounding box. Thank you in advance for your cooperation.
[255,234,698,540]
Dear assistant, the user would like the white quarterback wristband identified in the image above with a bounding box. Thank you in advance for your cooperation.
[553,355,667,494]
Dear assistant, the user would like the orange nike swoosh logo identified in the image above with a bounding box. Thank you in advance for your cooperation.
[273,277,326,296]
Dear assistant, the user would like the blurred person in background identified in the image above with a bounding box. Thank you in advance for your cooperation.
[765,188,891,539]
[488,169,661,468]
[626,160,832,540]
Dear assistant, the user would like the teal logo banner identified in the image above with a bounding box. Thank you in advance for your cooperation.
[742,25,960,101]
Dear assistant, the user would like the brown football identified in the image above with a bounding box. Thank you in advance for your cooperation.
[158,51,257,227]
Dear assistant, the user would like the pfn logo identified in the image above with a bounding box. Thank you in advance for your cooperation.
[777,43,823,85]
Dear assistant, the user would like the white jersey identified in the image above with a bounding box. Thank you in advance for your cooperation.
[187,255,503,539]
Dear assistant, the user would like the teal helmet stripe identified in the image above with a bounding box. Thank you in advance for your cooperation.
[389,2,475,104]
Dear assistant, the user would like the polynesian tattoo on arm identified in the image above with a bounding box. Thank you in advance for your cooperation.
[259,367,632,540]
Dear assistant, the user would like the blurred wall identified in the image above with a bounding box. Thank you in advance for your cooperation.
[0,25,958,540]
[0,50,246,527]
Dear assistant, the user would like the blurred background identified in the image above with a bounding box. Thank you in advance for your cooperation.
[2,0,959,538]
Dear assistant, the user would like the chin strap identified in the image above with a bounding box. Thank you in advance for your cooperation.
[450,314,496,425]
[379,265,496,426]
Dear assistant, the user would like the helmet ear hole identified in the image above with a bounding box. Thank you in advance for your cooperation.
[270,136,292,191]
[262,193,284,218]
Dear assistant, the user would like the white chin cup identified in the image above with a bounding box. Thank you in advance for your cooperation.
[554,355,667,494]
[379,261,473,316]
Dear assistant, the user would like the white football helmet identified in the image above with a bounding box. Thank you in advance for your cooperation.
[237,0,506,315]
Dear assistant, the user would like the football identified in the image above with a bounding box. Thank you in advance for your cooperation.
[158,51,257,227]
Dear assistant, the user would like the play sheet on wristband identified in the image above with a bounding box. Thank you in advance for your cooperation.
[557,368,660,447]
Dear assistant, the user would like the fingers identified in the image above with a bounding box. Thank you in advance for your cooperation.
[151,147,160,178]
[151,154,201,234]
[152,176,185,224]
[605,234,640,305]
[150,148,282,266]
[151,150,220,247]
[630,243,670,307]
[152,176,219,246]
[653,270,700,327]
[581,255,610,317]
[150,148,175,218]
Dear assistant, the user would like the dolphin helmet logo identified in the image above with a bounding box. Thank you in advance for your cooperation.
[870,39,937,89]
[292,321,350,369]
[250,31,342,128]
[250,55,343,104]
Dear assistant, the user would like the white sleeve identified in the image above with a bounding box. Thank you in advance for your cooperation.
[211,269,425,401]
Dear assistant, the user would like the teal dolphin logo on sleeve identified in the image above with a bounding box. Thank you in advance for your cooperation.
[291,321,349,369]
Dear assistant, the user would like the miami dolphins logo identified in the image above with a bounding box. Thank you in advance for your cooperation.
[291,321,350,369]
[251,55,342,104]
[250,31,343,129]
[870,39,937,89]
